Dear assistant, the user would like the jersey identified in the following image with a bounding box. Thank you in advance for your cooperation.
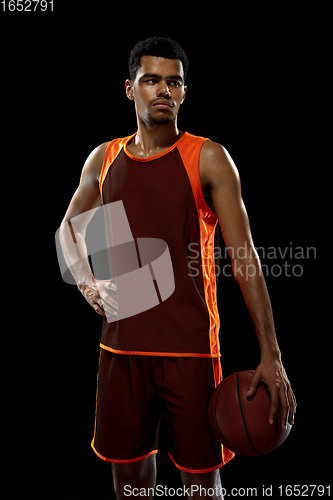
[98,131,222,383]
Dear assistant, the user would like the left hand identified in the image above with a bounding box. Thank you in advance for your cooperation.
[247,357,296,430]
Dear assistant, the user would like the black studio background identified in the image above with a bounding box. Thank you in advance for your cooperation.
[2,5,331,499]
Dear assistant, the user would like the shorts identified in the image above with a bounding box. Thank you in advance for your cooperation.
[91,350,234,473]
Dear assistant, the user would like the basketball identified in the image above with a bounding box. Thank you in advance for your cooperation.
[209,370,292,456]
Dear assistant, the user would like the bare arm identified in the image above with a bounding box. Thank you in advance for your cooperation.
[200,141,296,429]
[59,142,117,318]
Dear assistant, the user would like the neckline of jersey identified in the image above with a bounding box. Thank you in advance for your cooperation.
[124,131,188,162]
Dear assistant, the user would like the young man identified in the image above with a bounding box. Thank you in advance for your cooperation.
[59,37,296,499]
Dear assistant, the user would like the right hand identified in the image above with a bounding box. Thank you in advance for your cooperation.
[78,279,118,319]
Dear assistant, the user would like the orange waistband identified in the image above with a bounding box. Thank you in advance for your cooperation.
[100,343,220,358]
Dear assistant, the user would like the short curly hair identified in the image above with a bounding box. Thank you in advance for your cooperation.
[128,37,189,82]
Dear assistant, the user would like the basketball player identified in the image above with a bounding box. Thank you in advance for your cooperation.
[59,38,296,499]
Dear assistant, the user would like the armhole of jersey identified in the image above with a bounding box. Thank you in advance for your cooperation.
[177,134,216,218]
[99,135,135,203]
